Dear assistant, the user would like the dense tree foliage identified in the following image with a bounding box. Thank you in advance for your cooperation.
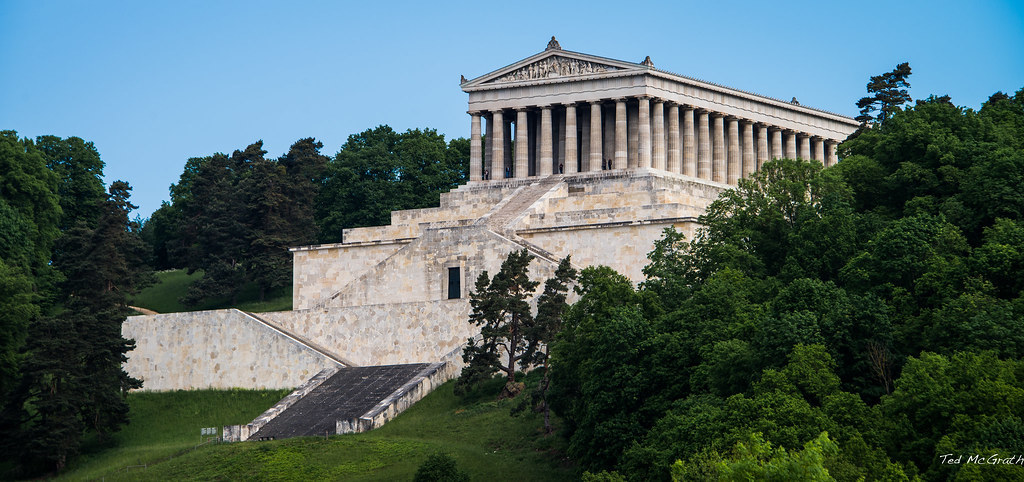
[548,85,1024,480]
[151,138,329,305]
[0,131,61,398]
[316,126,469,242]
[0,133,151,476]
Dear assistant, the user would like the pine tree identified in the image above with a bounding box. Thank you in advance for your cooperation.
[855,62,913,126]
[526,256,575,432]
[457,250,539,399]
[2,181,148,475]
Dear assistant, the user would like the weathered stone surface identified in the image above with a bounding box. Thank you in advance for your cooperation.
[122,309,340,391]
[259,300,475,367]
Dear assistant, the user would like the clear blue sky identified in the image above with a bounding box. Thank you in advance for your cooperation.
[2,0,1022,219]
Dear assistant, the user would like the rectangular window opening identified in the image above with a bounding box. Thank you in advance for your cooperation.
[447,267,461,299]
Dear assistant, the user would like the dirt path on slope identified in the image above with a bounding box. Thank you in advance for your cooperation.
[129,305,158,315]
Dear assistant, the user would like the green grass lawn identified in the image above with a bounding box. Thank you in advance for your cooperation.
[54,388,291,481]
[57,377,575,481]
[130,269,292,314]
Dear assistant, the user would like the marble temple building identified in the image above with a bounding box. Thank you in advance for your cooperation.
[123,38,860,394]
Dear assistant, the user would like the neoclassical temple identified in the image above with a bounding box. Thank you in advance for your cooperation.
[463,37,857,184]
[124,39,861,400]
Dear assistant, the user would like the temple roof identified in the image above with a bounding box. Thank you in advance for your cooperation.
[461,37,854,122]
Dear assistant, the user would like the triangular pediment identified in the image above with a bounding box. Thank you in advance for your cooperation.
[462,48,648,90]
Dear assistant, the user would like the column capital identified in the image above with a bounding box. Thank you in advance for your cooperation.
[768,125,783,132]
[561,101,577,108]
[710,111,726,119]
[467,110,482,116]
[797,132,811,139]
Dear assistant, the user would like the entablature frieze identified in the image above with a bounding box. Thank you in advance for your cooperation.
[467,72,857,141]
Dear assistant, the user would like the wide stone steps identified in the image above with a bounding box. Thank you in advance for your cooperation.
[486,175,562,231]
[248,363,432,440]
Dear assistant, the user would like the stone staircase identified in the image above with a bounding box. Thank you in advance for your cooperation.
[225,362,450,441]
[484,175,562,233]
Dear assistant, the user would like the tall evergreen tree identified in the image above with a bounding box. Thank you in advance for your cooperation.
[526,256,575,432]
[855,62,913,126]
[457,249,539,399]
[4,181,148,475]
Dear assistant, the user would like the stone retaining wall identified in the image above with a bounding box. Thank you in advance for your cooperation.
[122,309,341,391]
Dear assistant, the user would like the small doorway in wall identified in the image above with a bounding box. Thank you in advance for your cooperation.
[447,267,461,299]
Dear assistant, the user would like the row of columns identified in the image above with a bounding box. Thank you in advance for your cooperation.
[468,97,839,183]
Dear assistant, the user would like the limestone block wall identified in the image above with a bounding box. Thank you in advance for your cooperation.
[259,300,476,367]
[292,240,407,310]
[327,225,562,309]
[123,309,340,391]
[520,222,697,283]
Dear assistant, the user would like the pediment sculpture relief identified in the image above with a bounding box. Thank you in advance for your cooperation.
[490,56,619,83]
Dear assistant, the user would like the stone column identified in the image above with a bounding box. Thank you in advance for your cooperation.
[667,103,681,173]
[515,109,529,178]
[639,97,652,169]
[697,110,711,179]
[757,124,769,170]
[652,99,665,170]
[628,102,638,168]
[540,106,553,176]
[712,114,726,183]
[614,99,627,169]
[469,112,482,181]
[484,114,492,180]
[491,110,504,178]
[590,101,603,171]
[799,134,811,160]
[826,140,838,167]
[564,104,577,174]
[813,137,825,164]
[683,107,696,176]
[581,107,590,171]
[503,115,513,176]
[771,127,783,160]
[785,131,797,159]
[742,121,755,179]
[727,117,740,184]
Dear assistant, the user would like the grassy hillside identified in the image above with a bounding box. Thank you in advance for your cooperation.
[57,377,573,481]
[54,389,290,481]
[130,269,292,314]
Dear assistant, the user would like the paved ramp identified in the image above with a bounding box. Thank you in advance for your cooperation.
[249,363,431,440]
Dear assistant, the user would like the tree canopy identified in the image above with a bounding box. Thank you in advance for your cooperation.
[0,133,152,476]
[546,83,1024,480]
